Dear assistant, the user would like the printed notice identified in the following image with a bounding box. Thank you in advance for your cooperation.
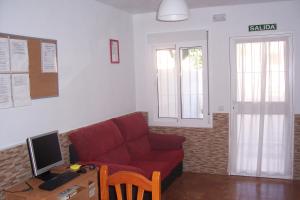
[0,38,10,72]
[12,74,31,107]
[0,74,13,109]
[41,43,57,73]
[10,39,29,72]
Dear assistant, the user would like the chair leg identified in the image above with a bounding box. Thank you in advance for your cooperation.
[100,166,109,200]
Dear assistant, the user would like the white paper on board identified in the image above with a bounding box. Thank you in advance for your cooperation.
[41,43,57,73]
[0,74,13,109]
[10,39,29,72]
[12,74,31,107]
[0,38,10,73]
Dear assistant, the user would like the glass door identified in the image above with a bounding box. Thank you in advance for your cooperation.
[229,36,293,179]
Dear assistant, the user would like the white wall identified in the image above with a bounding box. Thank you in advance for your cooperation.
[133,0,300,123]
[0,0,299,149]
[0,0,136,149]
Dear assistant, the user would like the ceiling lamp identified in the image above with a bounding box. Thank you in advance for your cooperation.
[157,0,189,22]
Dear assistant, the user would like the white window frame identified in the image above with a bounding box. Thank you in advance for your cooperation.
[150,41,211,128]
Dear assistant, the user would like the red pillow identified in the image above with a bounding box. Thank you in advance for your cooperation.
[113,113,152,159]
[113,112,149,141]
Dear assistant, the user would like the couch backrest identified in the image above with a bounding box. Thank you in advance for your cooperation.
[69,120,131,164]
[113,112,151,160]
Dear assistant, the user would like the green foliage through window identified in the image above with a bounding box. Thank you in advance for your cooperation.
[181,47,202,69]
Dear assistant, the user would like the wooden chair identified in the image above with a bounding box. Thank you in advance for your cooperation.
[100,165,161,200]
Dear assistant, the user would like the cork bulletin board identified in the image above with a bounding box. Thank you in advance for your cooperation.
[0,33,59,99]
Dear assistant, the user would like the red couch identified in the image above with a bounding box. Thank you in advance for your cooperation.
[69,112,185,187]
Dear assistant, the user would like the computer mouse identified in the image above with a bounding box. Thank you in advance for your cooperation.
[78,167,87,174]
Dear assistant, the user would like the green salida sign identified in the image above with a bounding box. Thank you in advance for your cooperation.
[249,24,277,32]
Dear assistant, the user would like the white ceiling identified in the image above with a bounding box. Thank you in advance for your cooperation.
[96,0,291,14]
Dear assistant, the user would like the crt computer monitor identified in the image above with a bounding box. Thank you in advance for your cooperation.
[27,131,64,181]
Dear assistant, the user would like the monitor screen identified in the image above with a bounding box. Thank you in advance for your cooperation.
[27,131,63,176]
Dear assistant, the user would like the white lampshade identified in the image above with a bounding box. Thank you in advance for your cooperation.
[157,0,189,22]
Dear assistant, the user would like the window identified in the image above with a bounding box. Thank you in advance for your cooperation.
[153,41,210,127]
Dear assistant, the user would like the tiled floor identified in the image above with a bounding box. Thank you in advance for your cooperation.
[163,173,300,200]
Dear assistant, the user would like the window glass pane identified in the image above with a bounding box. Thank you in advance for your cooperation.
[236,114,260,173]
[236,41,286,103]
[265,41,286,102]
[236,43,262,102]
[180,47,204,119]
[156,49,178,118]
[262,114,285,174]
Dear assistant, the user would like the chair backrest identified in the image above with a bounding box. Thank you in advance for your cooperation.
[100,165,161,200]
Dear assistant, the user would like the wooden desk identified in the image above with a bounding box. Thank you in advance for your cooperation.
[5,168,99,200]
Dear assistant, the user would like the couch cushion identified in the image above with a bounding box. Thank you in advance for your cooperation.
[113,112,151,159]
[149,133,186,150]
[130,161,170,179]
[81,161,145,176]
[132,149,184,179]
[98,144,131,165]
[138,149,184,164]
[113,112,149,141]
[127,135,152,160]
[69,120,130,164]
[143,150,183,171]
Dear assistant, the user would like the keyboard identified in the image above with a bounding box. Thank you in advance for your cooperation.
[39,171,80,191]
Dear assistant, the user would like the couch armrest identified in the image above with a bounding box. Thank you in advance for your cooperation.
[80,161,145,176]
[148,132,186,150]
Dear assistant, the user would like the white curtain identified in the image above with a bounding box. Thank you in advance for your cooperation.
[230,37,293,179]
